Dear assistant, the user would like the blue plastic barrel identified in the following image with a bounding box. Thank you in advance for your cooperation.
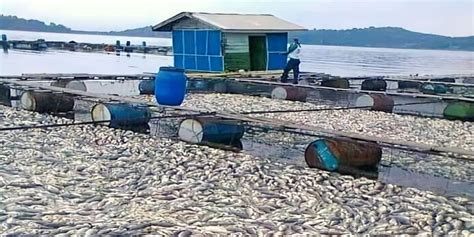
[91,103,151,128]
[155,67,187,105]
[178,118,245,144]
[138,80,155,95]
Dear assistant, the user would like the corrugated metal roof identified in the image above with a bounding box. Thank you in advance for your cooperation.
[152,12,307,32]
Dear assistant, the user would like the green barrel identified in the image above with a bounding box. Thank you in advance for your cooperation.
[420,83,448,94]
[443,102,474,121]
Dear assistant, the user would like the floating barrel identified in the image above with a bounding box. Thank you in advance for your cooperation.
[355,94,394,113]
[190,80,209,90]
[0,84,11,106]
[138,80,155,95]
[213,81,228,93]
[178,118,245,144]
[463,77,474,84]
[227,82,272,95]
[398,81,421,89]
[271,86,308,102]
[361,79,387,91]
[91,103,151,128]
[305,138,382,171]
[420,83,448,94]
[443,102,474,121]
[320,78,350,89]
[50,80,87,91]
[20,91,74,113]
[155,67,187,106]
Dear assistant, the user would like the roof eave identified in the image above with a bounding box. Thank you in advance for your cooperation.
[152,12,191,31]
[222,29,308,33]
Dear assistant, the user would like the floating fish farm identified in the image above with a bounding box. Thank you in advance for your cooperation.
[1,34,171,55]
[0,72,473,235]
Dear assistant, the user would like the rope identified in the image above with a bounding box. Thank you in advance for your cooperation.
[0,112,215,132]
[0,100,445,133]
[244,123,474,161]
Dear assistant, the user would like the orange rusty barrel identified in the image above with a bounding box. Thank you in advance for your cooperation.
[320,78,350,89]
[355,94,394,113]
[305,138,382,171]
[271,86,308,102]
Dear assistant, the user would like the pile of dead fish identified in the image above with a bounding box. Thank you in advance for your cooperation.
[0,105,473,235]
[136,94,474,181]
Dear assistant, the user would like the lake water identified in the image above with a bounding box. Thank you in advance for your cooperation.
[1,30,473,76]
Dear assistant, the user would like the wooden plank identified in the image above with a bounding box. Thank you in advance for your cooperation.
[228,78,474,102]
[362,76,474,88]
[2,78,473,159]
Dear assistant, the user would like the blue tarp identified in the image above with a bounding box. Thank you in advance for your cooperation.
[172,30,183,54]
[267,33,288,70]
[267,33,287,52]
[172,29,222,72]
[196,31,207,55]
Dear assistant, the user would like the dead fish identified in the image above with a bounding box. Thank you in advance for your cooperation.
[8,182,42,188]
[151,220,176,228]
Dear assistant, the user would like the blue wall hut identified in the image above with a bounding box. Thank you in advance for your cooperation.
[152,12,306,72]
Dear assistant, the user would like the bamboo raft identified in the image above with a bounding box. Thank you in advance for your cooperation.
[1,73,474,121]
[1,78,473,160]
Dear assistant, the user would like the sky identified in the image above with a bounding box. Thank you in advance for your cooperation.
[1,0,473,37]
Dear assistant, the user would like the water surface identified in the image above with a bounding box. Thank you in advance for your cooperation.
[1,30,473,76]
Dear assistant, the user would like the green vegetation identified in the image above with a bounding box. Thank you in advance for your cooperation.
[0,15,72,33]
[289,27,474,51]
[0,15,170,38]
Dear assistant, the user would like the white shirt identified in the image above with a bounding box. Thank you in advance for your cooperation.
[288,45,301,60]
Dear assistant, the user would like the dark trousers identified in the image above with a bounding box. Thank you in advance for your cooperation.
[281,58,300,83]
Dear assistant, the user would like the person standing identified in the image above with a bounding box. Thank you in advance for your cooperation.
[280,38,301,84]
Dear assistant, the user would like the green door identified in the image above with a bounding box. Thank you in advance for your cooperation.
[249,36,267,71]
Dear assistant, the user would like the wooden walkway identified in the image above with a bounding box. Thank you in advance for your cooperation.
[225,78,474,102]
[1,78,473,159]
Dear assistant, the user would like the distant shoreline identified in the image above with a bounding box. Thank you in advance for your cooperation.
[2,15,473,52]
[2,28,473,53]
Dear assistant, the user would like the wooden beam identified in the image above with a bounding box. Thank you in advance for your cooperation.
[227,78,474,102]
